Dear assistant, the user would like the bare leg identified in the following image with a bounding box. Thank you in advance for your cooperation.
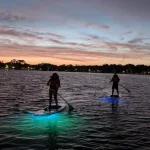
[54,90,58,107]
[117,89,119,96]
[112,89,114,96]
[49,89,52,111]
[116,85,119,96]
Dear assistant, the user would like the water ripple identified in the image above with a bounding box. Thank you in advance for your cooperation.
[0,70,150,149]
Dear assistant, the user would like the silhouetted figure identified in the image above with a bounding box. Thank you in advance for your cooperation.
[110,73,120,96]
[47,73,60,110]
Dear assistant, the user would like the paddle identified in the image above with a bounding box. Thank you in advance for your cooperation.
[57,93,74,111]
[107,76,131,93]
[119,84,130,93]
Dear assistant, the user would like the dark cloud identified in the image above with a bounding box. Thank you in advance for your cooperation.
[0,10,26,22]
[0,27,44,44]
[128,38,150,44]
[49,38,92,48]
[122,31,133,36]
[0,26,65,44]
[50,39,64,44]
[84,34,101,40]
[85,23,109,30]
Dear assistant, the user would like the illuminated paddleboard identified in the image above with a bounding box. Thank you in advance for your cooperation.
[34,103,66,116]
[98,95,123,104]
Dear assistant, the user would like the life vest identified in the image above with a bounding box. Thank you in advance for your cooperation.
[50,79,57,86]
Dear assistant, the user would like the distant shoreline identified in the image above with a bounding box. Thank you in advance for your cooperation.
[0,69,150,76]
[0,59,150,75]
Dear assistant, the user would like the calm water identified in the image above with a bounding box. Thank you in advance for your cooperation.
[0,70,150,150]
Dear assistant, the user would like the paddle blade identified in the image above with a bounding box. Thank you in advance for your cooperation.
[68,104,74,111]
[58,93,74,111]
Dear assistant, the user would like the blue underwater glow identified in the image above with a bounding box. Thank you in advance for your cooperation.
[98,96,124,104]
[103,97,119,104]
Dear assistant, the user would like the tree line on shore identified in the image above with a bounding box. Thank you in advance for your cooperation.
[0,59,150,74]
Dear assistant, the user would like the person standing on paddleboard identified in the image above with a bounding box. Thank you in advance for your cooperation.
[47,73,60,110]
[110,73,120,97]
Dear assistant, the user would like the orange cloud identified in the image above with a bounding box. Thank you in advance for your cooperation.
[0,43,149,65]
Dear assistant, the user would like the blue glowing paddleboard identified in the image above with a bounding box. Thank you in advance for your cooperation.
[34,103,66,116]
[99,95,122,104]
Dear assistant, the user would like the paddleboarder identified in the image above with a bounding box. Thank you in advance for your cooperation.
[110,73,120,97]
[47,73,60,110]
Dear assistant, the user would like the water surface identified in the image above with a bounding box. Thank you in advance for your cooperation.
[0,70,150,150]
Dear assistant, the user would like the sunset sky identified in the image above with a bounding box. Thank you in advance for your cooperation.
[0,0,150,65]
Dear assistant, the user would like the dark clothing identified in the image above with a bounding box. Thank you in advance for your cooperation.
[110,74,120,96]
[48,78,60,90]
[110,74,120,89]
[112,83,118,90]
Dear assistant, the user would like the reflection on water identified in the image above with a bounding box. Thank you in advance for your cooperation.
[111,103,119,114]
[0,70,150,149]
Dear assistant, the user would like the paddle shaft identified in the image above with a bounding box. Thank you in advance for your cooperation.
[119,84,130,92]
[57,93,69,105]
[57,93,74,111]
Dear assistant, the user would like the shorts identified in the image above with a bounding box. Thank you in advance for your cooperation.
[112,84,118,90]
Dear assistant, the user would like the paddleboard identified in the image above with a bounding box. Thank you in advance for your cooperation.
[98,95,122,104]
[110,95,119,98]
[34,103,66,116]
